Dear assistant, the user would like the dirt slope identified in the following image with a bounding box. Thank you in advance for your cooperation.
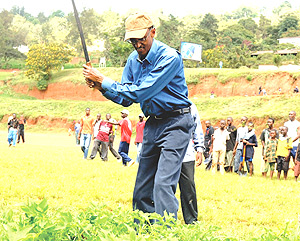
[11,72,298,100]
[4,71,299,131]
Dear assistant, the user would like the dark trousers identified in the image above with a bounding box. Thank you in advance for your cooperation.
[17,129,25,143]
[132,113,193,219]
[118,141,131,165]
[179,161,198,224]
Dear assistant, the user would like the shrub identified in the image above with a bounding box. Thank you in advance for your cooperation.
[37,79,48,90]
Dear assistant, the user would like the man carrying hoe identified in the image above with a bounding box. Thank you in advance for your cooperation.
[82,13,193,221]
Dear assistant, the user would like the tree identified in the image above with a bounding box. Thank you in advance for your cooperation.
[66,8,102,54]
[238,18,258,33]
[0,10,26,66]
[278,14,299,36]
[223,45,252,68]
[221,24,254,46]
[281,29,300,37]
[257,15,271,39]
[102,17,133,67]
[50,10,65,18]
[273,55,281,67]
[37,12,48,24]
[232,6,258,19]
[156,15,183,50]
[202,46,225,68]
[199,13,219,37]
[10,5,37,23]
[273,1,292,16]
[25,43,75,90]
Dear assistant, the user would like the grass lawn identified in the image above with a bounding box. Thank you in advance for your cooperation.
[0,130,300,240]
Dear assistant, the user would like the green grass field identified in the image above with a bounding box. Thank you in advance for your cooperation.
[0,130,300,240]
[2,67,300,239]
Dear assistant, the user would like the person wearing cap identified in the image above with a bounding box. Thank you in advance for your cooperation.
[110,110,134,166]
[83,13,193,220]
[135,113,146,164]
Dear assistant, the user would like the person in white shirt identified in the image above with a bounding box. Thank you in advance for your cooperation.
[178,102,204,224]
[233,116,248,173]
[210,120,230,175]
[93,113,102,139]
[284,111,300,164]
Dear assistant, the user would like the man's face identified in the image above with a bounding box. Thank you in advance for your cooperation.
[220,121,226,130]
[227,118,232,126]
[97,114,101,120]
[106,114,111,121]
[12,114,16,119]
[289,112,296,121]
[267,119,273,128]
[240,117,247,126]
[86,109,90,116]
[139,116,144,122]
[121,113,127,118]
[131,28,155,60]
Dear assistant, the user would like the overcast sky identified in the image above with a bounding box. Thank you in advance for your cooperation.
[1,0,300,17]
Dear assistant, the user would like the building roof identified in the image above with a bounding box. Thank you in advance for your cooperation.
[251,49,300,56]
[278,36,300,40]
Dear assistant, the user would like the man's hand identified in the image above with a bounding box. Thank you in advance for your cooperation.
[83,63,105,90]
[86,78,102,90]
[195,152,203,167]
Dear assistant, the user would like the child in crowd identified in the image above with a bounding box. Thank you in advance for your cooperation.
[276,126,292,180]
[239,122,257,176]
[294,143,300,182]
[263,129,278,179]
[8,122,18,147]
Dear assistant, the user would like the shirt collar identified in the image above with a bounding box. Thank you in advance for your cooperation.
[136,39,158,65]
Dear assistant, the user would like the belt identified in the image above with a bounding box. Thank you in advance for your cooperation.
[153,107,191,119]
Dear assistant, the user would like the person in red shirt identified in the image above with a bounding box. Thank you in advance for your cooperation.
[89,119,113,161]
[135,113,146,164]
[110,109,134,166]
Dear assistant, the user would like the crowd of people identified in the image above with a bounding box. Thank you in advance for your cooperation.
[75,107,146,167]
[203,111,300,181]
[7,113,26,147]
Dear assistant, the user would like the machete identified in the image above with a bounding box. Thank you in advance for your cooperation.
[71,0,90,63]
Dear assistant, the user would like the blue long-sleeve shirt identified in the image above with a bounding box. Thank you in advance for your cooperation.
[101,39,191,117]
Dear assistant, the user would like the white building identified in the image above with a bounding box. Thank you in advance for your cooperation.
[278,36,300,47]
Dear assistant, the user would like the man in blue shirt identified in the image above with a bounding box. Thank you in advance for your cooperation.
[83,13,193,221]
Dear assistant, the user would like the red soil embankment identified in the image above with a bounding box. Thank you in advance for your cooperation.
[5,71,299,130]
[11,72,298,100]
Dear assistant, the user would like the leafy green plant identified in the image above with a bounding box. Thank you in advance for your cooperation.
[37,79,48,90]
[246,75,253,81]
